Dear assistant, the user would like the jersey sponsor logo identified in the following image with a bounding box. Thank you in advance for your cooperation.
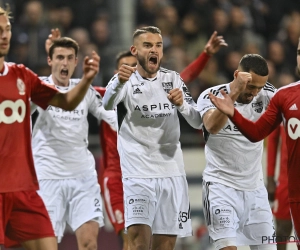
[223,124,239,132]
[134,103,175,111]
[17,78,26,95]
[0,99,26,124]
[134,103,175,119]
[162,82,173,94]
[46,106,84,121]
[287,118,300,140]
[252,101,263,113]
[141,113,171,119]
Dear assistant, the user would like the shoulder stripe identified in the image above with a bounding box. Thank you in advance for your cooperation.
[159,67,172,74]
[263,82,276,92]
[203,85,228,99]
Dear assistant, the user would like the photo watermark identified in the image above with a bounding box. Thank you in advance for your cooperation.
[262,236,299,245]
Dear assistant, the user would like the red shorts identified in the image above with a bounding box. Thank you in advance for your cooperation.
[0,190,55,248]
[273,181,291,220]
[102,175,124,234]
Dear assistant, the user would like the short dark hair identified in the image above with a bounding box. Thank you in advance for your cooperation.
[48,37,79,59]
[133,26,161,40]
[115,50,134,69]
[0,4,12,19]
[239,54,269,76]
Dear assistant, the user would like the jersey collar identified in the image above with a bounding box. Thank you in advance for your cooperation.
[134,69,160,82]
[0,62,9,76]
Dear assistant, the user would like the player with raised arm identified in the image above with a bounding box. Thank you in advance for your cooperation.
[102,26,202,250]
[94,30,228,250]
[209,39,300,250]
[30,31,117,250]
[0,6,99,250]
[198,54,276,250]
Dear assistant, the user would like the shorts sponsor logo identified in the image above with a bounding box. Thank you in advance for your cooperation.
[0,99,26,124]
[126,195,149,219]
[212,206,234,231]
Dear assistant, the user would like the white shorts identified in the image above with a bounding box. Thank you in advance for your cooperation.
[202,181,275,246]
[38,175,104,242]
[123,176,192,238]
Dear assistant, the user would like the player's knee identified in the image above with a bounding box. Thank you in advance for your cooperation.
[79,238,97,250]
[213,237,236,250]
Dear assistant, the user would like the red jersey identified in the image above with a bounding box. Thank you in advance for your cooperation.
[231,81,300,202]
[0,62,58,193]
[267,124,288,184]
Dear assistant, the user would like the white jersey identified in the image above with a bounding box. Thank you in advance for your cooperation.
[32,75,117,179]
[197,82,276,191]
[103,68,202,178]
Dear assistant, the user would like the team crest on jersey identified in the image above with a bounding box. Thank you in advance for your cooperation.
[252,101,263,113]
[17,78,25,95]
[162,82,173,94]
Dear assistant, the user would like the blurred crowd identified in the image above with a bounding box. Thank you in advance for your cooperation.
[3,0,300,133]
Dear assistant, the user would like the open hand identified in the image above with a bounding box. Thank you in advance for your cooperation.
[45,28,61,54]
[209,90,235,117]
[204,31,228,56]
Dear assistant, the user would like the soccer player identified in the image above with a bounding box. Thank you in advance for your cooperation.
[0,6,99,250]
[267,125,292,250]
[95,30,227,250]
[30,34,117,250]
[197,54,276,250]
[208,39,300,250]
[102,26,202,250]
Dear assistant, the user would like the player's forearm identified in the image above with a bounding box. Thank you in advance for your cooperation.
[177,102,202,129]
[49,76,92,111]
[103,76,124,110]
[180,52,210,84]
[99,108,118,131]
[204,109,228,134]
[230,109,279,142]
